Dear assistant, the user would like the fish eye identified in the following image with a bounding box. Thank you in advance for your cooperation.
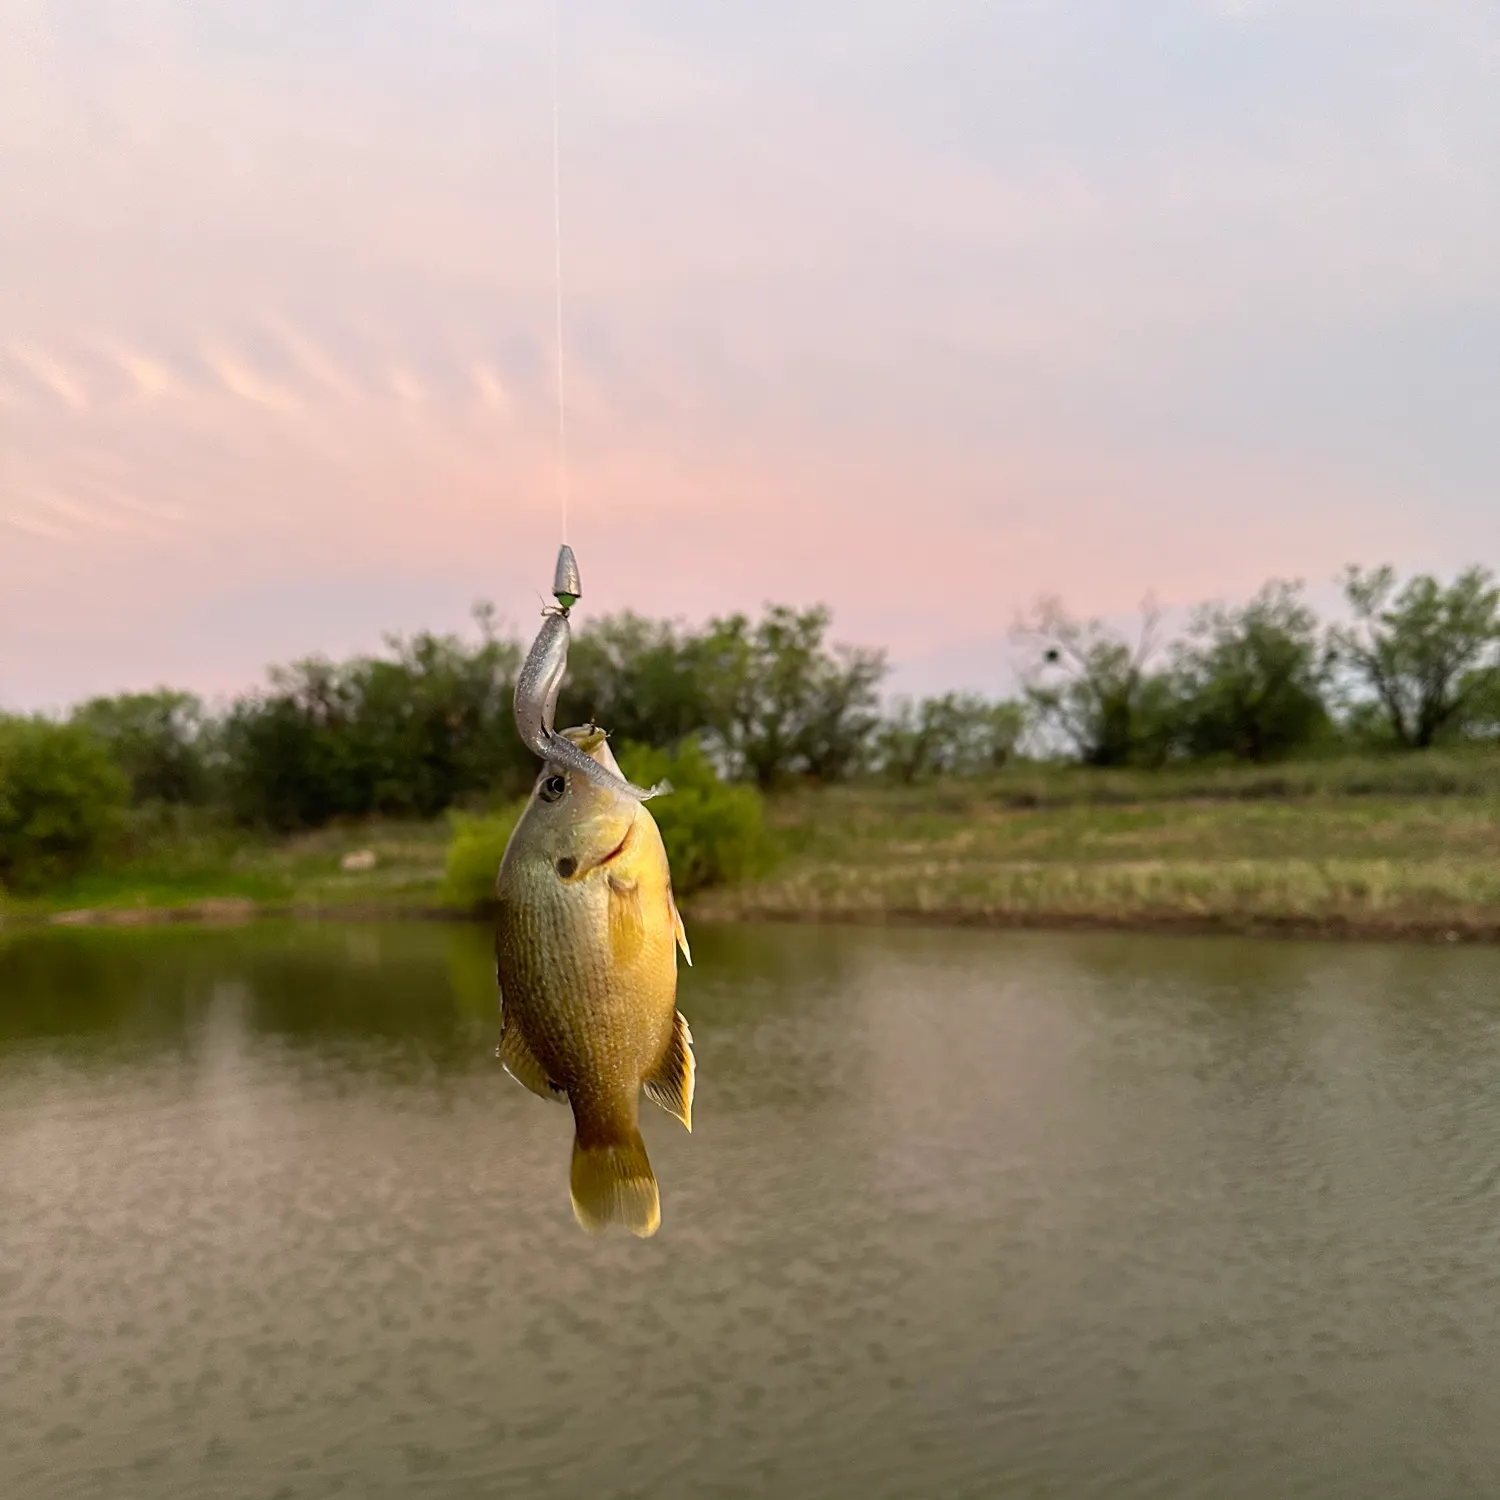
[539,774,567,803]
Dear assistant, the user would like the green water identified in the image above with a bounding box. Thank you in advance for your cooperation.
[2,920,1499,1498]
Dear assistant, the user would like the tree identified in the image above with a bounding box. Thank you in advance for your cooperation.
[556,612,706,748]
[221,618,530,830]
[877,693,1028,782]
[220,658,364,830]
[795,639,889,782]
[1459,663,1500,742]
[353,627,527,816]
[70,690,213,805]
[1012,598,1175,767]
[1172,581,1331,762]
[694,605,886,788]
[1331,565,1500,748]
[0,717,130,893]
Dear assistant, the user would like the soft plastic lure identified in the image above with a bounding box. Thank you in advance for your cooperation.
[512,545,668,802]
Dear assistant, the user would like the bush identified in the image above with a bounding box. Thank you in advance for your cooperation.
[440,739,765,913]
[617,737,766,896]
[438,802,526,914]
[877,693,1028,782]
[0,717,131,894]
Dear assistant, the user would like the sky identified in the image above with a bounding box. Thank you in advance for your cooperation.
[3,0,1498,712]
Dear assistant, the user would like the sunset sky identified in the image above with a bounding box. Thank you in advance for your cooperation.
[3,0,1498,711]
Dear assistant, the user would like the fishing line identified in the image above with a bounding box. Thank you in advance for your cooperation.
[550,0,570,549]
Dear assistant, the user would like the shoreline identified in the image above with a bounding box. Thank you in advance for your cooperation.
[3,895,1494,946]
[8,765,1499,949]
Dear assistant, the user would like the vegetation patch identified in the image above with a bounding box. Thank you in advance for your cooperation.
[4,561,1498,943]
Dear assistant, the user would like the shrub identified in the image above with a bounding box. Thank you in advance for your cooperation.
[438,802,526,914]
[439,739,765,914]
[877,693,1028,782]
[0,717,131,894]
[617,737,766,896]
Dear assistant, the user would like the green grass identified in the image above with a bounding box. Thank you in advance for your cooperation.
[5,750,1499,940]
[693,753,1500,939]
[838,746,1500,813]
[0,815,454,921]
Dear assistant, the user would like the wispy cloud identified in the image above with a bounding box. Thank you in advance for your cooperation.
[199,342,303,414]
[101,341,180,403]
[1,506,68,541]
[6,342,90,411]
[470,362,511,415]
[266,316,360,403]
[386,366,427,405]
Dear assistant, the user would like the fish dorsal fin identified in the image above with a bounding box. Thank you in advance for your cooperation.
[670,890,692,967]
[499,1020,567,1105]
[644,1010,695,1133]
[607,871,646,964]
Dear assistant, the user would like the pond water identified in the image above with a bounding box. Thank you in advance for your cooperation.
[2,919,1500,1498]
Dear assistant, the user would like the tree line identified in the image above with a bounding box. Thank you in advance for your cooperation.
[3,563,1498,891]
[1016,565,1500,768]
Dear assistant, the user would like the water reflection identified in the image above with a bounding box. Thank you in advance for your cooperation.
[1,920,1499,1499]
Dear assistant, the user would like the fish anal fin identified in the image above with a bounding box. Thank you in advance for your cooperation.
[570,1128,660,1238]
[644,1010,695,1133]
[607,872,646,964]
[499,1021,567,1105]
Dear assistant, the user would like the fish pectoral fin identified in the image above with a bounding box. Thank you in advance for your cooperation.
[607,872,646,963]
[643,1010,696,1132]
[499,1021,567,1105]
[670,890,692,967]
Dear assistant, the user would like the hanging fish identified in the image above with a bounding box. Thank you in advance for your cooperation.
[494,724,694,1237]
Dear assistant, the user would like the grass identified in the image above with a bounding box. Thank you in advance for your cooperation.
[4,748,1499,941]
[1,815,455,923]
[692,752,1500,939]
[822,746,1500,813]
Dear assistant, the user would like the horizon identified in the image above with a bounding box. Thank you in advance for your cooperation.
[5,1,1498,714]
[2,563,1469,722]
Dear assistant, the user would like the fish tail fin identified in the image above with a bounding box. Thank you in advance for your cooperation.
[570,1127,661,1239]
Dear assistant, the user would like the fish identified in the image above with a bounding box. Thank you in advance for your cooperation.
[513,608,668,804]
[494,723,694,1238]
